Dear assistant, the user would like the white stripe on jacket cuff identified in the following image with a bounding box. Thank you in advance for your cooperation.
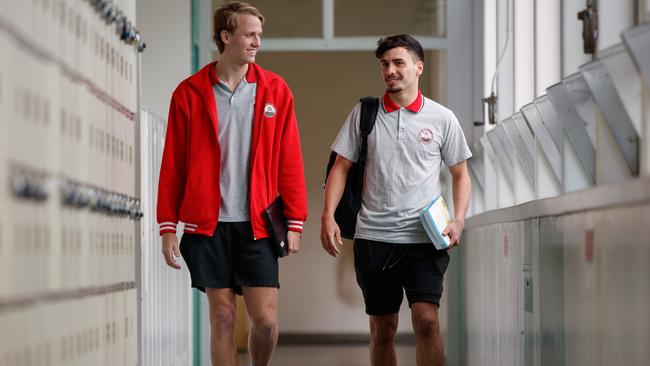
[159,222,177,235]
[287,220,304,232]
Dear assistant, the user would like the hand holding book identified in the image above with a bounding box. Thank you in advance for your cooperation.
[441,219,464,248]
[264,196,290,257]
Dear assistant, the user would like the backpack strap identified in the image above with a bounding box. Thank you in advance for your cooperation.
[358,97,379,165]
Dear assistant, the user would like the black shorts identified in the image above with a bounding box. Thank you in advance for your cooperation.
[353,238,450,315]
[179,221,279,295]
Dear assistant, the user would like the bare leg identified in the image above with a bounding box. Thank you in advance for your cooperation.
[411,302,443,366]
[206,288,238,366]
[369,313,399,366]
[242,287,279,366]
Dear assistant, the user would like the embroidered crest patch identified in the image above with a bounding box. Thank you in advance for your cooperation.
[264,103,277,118]
[418,128,433,144]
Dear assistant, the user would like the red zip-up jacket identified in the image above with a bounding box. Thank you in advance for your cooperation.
[156,62,307,238]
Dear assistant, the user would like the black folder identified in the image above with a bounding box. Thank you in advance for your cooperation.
[263,196,289,257]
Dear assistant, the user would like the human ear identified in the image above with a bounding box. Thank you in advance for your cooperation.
[416,60,424,76]
[221,30,230,45]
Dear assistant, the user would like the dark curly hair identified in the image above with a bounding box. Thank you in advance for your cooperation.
[375,34,424,62]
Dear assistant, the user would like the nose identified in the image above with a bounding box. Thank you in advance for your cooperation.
[385,64,397,77]
[252,35,261,48]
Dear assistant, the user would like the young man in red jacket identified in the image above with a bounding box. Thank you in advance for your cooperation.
[157,2,307,365]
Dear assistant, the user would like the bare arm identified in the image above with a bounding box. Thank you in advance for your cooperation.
[442,160,472,248]
[320,155,354,257]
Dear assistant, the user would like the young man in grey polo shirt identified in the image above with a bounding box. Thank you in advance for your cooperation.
[321,34,472,366]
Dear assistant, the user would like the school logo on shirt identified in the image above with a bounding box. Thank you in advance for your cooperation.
[418,128,433,144]
[264,103,277,118]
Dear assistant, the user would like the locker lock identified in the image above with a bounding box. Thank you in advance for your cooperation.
[59,178,90,208]
[120,21,135,43]
[114,11,126,35]
[11,170,48,201]
[90,0,146,52]
[100,1,116,23]
[135,32,146,53]
[128,199,144,220]
[58,176,142,220]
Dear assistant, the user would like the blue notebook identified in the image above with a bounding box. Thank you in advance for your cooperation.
[419,195,451,250]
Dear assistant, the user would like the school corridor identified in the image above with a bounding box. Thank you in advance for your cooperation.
[0,0,649,365]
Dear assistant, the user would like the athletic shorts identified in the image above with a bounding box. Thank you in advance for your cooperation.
[179,221,279,295]
[353,238,450,315]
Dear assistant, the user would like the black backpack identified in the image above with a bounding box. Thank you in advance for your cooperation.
[324,97,379,239]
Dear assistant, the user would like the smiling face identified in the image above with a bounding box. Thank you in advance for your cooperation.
[380,46,423,94]
[221,14,262,65]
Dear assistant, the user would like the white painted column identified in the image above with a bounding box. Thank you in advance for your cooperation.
[484,0,497,130]
[598,0,635,50]
[514,0,535,110]
[639,82,650,175]
[535,0,561,96]
[496,0,514,120]
[512,0,537,204]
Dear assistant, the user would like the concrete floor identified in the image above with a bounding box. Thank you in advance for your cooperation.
[238,344,418,365]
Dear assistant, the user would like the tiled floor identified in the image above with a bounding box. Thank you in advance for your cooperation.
[238,344,418,365]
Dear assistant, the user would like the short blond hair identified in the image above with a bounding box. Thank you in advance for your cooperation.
[213,1,265,53]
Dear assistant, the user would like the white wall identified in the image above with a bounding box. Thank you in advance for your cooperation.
[136,1,193,364]
[447,0,478,137]
[459,177,650,365]
[137,0,192,116]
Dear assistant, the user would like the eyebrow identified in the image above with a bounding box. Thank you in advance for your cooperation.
[380,58,406,63]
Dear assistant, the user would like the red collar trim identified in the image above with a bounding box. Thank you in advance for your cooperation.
[209,62,258,85]
[382,90,424,113]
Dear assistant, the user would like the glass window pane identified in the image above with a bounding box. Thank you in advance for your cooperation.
[213,0,323,38]
[335,0,445,37]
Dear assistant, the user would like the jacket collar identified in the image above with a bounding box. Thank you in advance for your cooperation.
[207,61,258,85]
[189,61,264,92]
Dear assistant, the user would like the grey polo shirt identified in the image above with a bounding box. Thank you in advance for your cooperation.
[331,92,472,243]
[213,79,256,221]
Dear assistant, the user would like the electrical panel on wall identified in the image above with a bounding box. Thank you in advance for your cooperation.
[0,1,143,365]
